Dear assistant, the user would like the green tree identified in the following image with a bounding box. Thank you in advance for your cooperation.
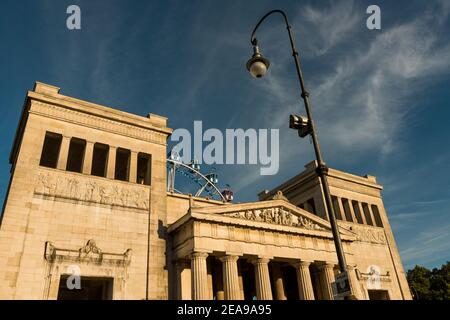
[407,262,450,300]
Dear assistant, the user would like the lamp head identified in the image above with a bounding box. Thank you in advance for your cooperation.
[246,39,270,78]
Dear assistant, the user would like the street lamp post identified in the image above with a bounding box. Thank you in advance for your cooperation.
[246,9,354,298]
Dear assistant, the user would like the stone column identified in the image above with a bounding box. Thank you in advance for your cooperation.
[348,202,357,223]
[347,265,362,300]
[219,255,241,300]
[357,202,367,224]
[252,258,273,300]
[271,263,286,300]
[190,252,209,300]
[337,197,347,222]
[106,146,117,179]
[56,135,71,170]
[318,263,335,300]
[294,261,315,300]
[368,206,377,227]
[175,260,191,300]
[82,141,94,174]
[129,151,138,183]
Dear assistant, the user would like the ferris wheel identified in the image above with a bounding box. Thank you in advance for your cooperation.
[167,151,233,202]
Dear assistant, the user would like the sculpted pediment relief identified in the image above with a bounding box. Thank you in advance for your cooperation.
[222,206,325,231]
[191,199,353,237]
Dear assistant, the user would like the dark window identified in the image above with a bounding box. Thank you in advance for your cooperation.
[39,132,62,168]
[57,276,113,300]
[371,205,384,227]
[342,198,353,222]
[362,203,373,226]
[91,143,109,178]
[306,198,317,216]
[352,201,364,224]
[115,148,130,181]
[136,153,151,185]
[368,290,390,300]
[298,203,305,210]
[66,138,86,173]
[332,196,343,220]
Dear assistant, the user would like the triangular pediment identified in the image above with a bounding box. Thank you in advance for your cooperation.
[191,199,354,238]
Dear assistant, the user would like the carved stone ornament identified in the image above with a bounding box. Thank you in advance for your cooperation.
[223,206,325,231]
[350,225,387,244]
[271,190,289,202]
[356,267,391,283]
[44,240,132,266]
[34,171,149,210]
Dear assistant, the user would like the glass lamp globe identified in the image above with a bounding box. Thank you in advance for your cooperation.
[246,44,270,78]
[249,61,268,78]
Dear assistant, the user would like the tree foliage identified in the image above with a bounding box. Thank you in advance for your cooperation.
[407,261,450,300]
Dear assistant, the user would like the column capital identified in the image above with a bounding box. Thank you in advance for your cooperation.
[219,255,240,263]
[293,260,313,268]
[250,257,271,265]
[317,262,336,270]
[190,252,209,260]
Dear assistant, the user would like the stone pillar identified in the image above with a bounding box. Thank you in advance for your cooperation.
[56,135,71,170]
[82,141,94,174]
[175,260,191,300]
[129,151,138,183]
[337,197,347,222]
[190,252,209,300]
[348,202,357,223]
[347,265,363,300]
[318,263,335,300]
[106,146,117,179]
[294,261,315,300]
[271,263,286,300]
[219,255,241,300]
[252,258,273,300]
[238,269,245,300]
[368,206,377,227]
[357,202,367,224]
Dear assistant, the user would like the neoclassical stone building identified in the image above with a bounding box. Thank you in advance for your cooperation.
[0,82,412,300]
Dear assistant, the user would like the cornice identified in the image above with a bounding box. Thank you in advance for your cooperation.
[29,100,169,146]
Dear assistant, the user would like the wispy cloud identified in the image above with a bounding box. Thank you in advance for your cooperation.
[253,0,450,161]
[401,223,450,268]
[297,0,361,57]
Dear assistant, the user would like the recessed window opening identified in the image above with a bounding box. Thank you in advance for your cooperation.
[352,201,364,224]
[342,198,353,222]
[66,138,86,173]
[115,148,130,181]
[39,132,62,168]
[91,143,109,178]
[137,153,151,185]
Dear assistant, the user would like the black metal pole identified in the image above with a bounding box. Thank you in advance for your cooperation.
[250,10,348,275]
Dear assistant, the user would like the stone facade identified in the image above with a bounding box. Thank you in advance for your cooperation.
[0,82,412,300]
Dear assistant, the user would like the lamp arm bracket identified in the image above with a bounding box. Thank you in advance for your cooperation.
[250,9,290,44]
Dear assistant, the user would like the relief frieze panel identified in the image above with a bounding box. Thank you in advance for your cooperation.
[347,225,387,244]
[223,206,325,231]
[34,171,149,210]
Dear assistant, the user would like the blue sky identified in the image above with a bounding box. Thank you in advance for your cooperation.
[1,0,449,270]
